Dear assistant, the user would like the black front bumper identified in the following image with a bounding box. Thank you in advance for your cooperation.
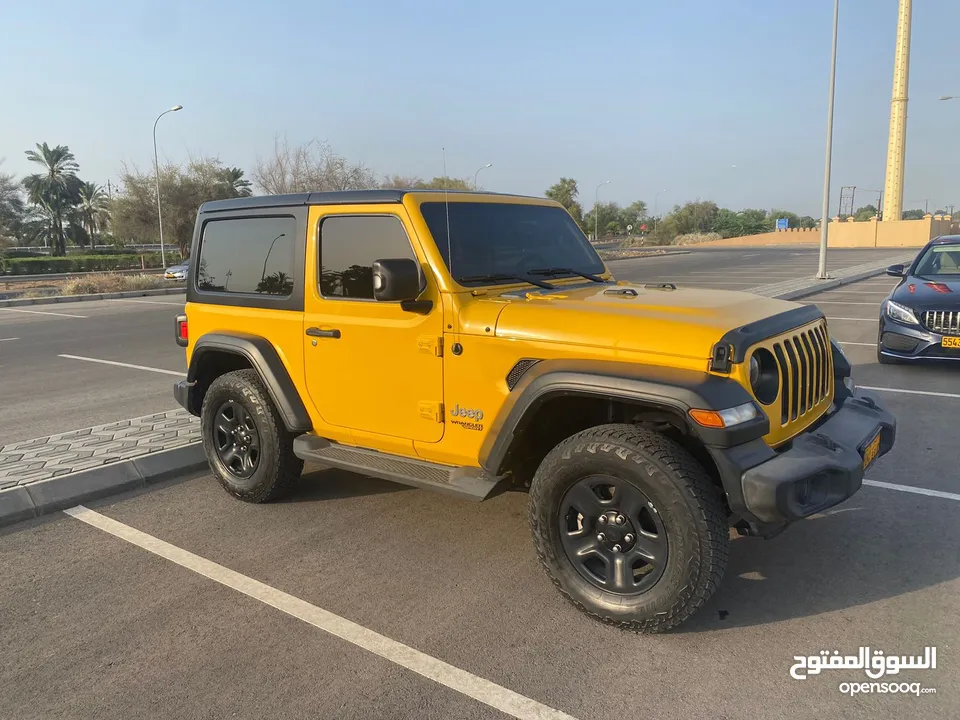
[879,314,960,361]
[709,390,896,537]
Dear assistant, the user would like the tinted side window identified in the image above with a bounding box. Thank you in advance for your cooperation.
[197,216,297,295]
[320,216,416,299]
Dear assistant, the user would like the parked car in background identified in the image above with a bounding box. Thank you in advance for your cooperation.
[164,257,190,281]
[879,235,960,363]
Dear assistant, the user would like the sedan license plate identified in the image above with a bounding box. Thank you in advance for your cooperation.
[862,432,882,470]
[942,336,960,349]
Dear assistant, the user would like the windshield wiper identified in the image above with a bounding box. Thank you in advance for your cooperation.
[527,267,607,283]
[457,273,555,290]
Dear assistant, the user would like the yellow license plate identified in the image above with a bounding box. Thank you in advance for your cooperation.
[863,433,882,470]
[942,337,960,349]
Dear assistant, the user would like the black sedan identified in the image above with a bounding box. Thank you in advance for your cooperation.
[878,234,960,364]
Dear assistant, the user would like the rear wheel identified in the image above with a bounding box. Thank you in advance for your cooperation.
[529,424,729,633]
[201,369,303,503]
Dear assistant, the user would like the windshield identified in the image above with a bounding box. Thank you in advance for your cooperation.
[419,201,606,287]
[914,244,960,277]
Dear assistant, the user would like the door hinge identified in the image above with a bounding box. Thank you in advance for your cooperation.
[419,401,444,423]
[417,335,444,357]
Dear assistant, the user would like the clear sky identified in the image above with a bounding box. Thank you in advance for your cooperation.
[1,0,958,216]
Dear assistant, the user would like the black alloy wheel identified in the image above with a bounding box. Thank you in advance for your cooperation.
[558,475,667,594]
[213,400,261,480]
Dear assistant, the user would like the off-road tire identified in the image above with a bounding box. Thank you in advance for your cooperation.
[529,423,729,633]
[201,369,303,503]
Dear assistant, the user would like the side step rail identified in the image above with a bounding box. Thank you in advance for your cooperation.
[293,436,505,501]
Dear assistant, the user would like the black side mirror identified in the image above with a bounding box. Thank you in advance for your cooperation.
[372,258,421,302]
[886,264,905,277]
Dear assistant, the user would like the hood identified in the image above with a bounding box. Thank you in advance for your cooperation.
[481,282,799,360]
[892,276,960,310]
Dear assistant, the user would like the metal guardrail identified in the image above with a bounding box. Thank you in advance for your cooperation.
[0,268,166,285]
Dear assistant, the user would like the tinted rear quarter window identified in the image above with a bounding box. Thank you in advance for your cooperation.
[320,215,416,299]
[197,216,297,295]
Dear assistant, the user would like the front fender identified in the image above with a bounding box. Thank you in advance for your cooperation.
[478,359,768,475]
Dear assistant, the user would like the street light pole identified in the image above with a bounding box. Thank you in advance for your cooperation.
[817,0,840,280]
[153,105,183,268]
[473,163,492,189]
[595,181,611,241]
[654,189,667,220]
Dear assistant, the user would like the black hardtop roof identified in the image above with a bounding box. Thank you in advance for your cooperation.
[931,234,960,244]
[199,189,544,214]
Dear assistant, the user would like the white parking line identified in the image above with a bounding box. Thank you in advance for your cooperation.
[860,385,960,400]
[108,298,185,306]
[803,301,879,305]
[0,337,18,342]
[64,506,578,720]
[58,354,184,376]
[817,291,891,296]
[0,308,87,318]
[826,317,879,322]
[838,342,876,347]
[865,480,960,502]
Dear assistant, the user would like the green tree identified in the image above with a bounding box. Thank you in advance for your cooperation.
[22,143,82,255]
[853,204,878,222]
[220,167,253,197]
[618,200,648,233]
[545,178,585,227]
[77,181,109,244]
[110,157,250,256]
[583,202,622,239]
[415,176,472,190]
[0,164,26,244]
[798,216,817,229]
[902,209,926,220]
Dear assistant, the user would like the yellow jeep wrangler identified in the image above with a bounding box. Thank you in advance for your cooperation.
[173,190,896,632]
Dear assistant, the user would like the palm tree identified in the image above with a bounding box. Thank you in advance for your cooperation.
[22,143,81,256]
[221,167,253,197]
[77,181,109,244]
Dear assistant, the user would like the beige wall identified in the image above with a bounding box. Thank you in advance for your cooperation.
[696,216,953,248]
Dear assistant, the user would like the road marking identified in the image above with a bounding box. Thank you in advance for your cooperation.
[58,354,184,376]
[0,307,87,318]
[860,385,960,400]
[837,341,876,347]
[64,506,578,720]
[803,300,879,305]
[865,479,960,502]
[818,290,891,295]
[826,317,879,322]
[108,298,185,306]
[0,337,18,342]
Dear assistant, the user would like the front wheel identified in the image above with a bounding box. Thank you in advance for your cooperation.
[529,424,729,633]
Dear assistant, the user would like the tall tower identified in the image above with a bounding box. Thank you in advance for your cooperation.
[882,0,912,222]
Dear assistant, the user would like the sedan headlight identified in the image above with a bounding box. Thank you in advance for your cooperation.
[885,300,920,326]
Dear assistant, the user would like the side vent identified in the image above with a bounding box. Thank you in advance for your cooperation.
[506,359,541,390]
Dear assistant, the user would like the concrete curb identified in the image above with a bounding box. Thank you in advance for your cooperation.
[0,443,206,528]
[749,252,918,301]
[771,267,891,301]
[0,287,186,307]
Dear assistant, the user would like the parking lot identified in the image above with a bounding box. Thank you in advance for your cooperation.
[2,248,957,719]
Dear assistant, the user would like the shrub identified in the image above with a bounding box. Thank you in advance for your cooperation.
[673,232,722,246]
[3,253,163,275]
[59,273,169,296]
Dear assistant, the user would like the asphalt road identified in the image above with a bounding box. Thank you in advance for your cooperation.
[2,249,959,718]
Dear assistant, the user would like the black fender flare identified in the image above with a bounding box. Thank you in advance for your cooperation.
[188,332,312,433]
[478,359,768,476]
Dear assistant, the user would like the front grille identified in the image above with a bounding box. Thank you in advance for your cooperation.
[921,310,960,336]
[770,322,832,427]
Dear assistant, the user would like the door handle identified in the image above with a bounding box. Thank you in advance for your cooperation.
[306,327,341,339]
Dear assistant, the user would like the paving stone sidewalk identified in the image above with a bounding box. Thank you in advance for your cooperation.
[0,410,199,491]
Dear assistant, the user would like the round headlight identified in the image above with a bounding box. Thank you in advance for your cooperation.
[750,348,780,405]
[750,356,760,386]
